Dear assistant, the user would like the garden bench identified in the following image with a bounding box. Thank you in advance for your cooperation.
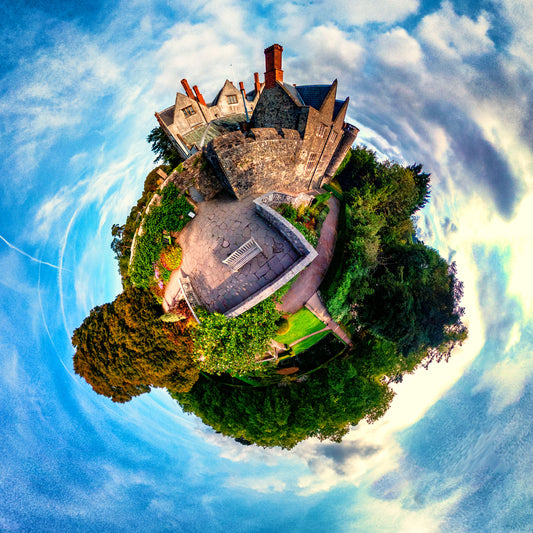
[223,237,263,271]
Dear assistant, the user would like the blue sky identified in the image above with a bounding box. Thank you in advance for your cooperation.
[1,0,532,531]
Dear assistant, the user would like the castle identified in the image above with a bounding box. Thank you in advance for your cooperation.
[155,44,358,199]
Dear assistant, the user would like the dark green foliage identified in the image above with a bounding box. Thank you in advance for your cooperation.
[147,126,183,169]
[130,184,193,288]
[72,287,199,402]
[174,339,394,449]
[276,318,290,335]
[322,146,466,370]
[193,298,281,375]
[358,244,465,358]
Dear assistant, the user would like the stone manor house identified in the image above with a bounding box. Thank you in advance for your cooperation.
[153,45,359,323]
[155,44,359,199]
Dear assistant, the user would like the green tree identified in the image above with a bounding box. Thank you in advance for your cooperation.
[358,243,465,359]
[72,287,199,402]
[175,340,394,449]
[147,126,183,168]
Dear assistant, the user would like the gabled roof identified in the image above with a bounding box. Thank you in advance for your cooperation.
[211,80,239,106]
[158,106,175,127]
[281,83,305,105]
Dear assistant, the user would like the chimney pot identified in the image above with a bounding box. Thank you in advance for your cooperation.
[181,79,195,100]
[254,72,261,94]
[192,85,207,107]
[264,44,284,89]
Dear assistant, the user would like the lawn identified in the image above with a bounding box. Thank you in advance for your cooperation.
[292,330,329,354]
[274,308,325,345]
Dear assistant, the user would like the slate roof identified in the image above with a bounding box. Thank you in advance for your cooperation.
[281,83,305,105]
[333,100,345,120]
[158,106,175,127]
[295,85,332,110]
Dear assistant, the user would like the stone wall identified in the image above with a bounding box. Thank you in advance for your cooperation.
[169,152,224,201]
[251,85,302,133]
[224,192,318,317]
[207,128,312,198]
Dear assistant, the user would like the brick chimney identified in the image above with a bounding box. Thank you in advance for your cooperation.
[254,72,261,94]
[264,44,283,89]
[181,79,195,100]
[239,81,247,99]
[192,85,207,106]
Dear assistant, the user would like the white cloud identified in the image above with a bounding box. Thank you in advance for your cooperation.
[286,25,365,85]
[284,0,420,26]
[374,28,423,68]
[418,2,494,58]
[499,0,533,70]
[473,322,533,414]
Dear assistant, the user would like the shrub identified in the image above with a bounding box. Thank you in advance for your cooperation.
[277,318,290,335]
[160,245,182,271]
[161,312,185,323]
[193,298,281,375]
[129,185,193,288]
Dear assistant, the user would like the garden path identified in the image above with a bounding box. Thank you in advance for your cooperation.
[304,292,352,347]
[277,195,340,314]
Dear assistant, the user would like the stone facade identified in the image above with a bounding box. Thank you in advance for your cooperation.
[169,152,224,201]
[156,77,262,159]
[155,44,359,196]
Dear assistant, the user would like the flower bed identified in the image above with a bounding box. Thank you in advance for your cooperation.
[274,192,330,249]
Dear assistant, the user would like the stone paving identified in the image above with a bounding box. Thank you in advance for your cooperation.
[176,192,300,314]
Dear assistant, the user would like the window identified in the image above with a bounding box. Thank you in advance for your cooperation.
[227,94,238,104]
[306,153,318,171]
[330,131,338,143]
[182,105,196,118]
[317,123,327,137]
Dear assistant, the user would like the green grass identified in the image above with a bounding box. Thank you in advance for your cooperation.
[274,308,325,345]
[292,330,329,354]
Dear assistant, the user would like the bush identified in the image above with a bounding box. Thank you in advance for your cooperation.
[130,185,193,288]
[161,312,186,323]
[160,245,182,271]
[277,318,290,335]
[193,298,281,375]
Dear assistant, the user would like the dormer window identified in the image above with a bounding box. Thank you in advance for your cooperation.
[227,94,238,104]
[182,105,196,118]
[317,123,327,137]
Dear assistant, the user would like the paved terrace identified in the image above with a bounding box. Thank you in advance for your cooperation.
[176,193,300,314]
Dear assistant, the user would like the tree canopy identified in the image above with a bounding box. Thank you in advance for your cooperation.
[147,126,183,169]
[175,335,394,449]
[72,287,199,402]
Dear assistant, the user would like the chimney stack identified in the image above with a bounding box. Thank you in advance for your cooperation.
[192,85,207,106]
[181,79,195,100]
[239,81,247,99]
[254,72,261,94]
[264,44,283,89]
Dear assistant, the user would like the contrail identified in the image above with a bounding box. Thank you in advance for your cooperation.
[0,233,67,271]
